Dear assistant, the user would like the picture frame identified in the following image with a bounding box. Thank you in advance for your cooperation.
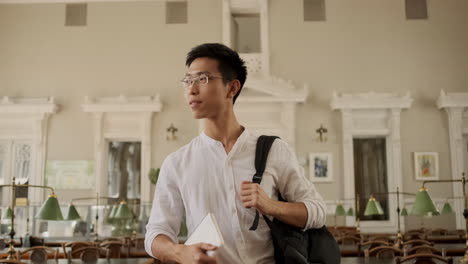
[414,152,439,181]
[309,152,333,182]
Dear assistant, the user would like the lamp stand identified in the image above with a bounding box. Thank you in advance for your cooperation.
[6,178,17,260]
[395,187,403,249]
[460,174,468,263]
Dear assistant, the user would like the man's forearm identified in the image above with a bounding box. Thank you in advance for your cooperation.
[152,234,183,263]
[267,201,308,229]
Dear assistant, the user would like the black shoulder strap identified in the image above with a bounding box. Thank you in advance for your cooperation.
[249,135,279,231]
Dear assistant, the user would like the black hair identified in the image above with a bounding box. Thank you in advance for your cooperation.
[186,43,247,104]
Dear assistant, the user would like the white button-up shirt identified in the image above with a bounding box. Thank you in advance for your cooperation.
[145,129,326,264]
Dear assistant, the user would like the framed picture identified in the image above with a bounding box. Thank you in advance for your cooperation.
[309,152,333,182]
[414,152,439,180]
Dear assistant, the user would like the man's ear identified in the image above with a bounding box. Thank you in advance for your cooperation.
[227,80,241,99]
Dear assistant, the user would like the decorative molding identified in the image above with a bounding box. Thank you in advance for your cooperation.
[331,91,413,110]
[0,96,58,114]
[83,95,163,203]
[83,95,162,113]
[436,90,468,229]
[0,0,169,3]
[436,90,468,109]
[331,92,413,233]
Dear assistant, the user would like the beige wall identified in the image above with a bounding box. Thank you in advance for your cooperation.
[1,0,467,230]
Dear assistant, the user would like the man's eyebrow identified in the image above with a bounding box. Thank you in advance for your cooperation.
[185,71,210,77]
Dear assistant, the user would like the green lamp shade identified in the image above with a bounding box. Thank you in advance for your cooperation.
[346,208,354,216]
[411,188,438,216]
[401,207,409,216]
[364,197,384,216]
[2,207,13,220]
[114,201,133,219]
[441,202,454,215]
[65,203,81,221]
[335,204,346,216]
[35,194,64,221]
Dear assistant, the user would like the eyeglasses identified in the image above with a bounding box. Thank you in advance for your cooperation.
[180,74,225,88]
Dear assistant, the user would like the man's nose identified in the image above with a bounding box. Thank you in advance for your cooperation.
[187,81,199,94]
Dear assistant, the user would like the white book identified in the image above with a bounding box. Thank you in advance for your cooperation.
[184,213,224,257]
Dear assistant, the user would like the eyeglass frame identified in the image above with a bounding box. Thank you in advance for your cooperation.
[180,73,231,88]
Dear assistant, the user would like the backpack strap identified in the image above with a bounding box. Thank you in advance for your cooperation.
[249,135,279,231]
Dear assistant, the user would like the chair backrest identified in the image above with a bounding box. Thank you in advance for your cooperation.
[368,236,393,243]
[406,245,444,256]
[67,246,106,262]
[395,253,452,264]
[365,245,404,259]
[404,232,427,240]
[402,239,433,247]
[99,240,124,259]
[358,240,390,257]
[337,235,361,245]
[62,241,97,259]
[427,228,448,236]
[0,260,27,264]
[17,246,59,263]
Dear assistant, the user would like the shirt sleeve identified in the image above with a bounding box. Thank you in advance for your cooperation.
[144,155,185,258]
[271,140,327,230]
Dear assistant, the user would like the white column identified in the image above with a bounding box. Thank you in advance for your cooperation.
[389,108,404,231]
[281,103,296,148]
[141,112,153,203]
[445,107,465,229]
[93,112,105,195]
[341,110,355,226]
[260,0,269,75]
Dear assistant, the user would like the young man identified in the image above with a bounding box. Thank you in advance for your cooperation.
[145,43,326,264]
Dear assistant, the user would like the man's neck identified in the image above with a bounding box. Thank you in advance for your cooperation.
[204,114,244,154]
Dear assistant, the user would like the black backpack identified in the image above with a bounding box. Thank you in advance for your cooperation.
[249,136,341,264]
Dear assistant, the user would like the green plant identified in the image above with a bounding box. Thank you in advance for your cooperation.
[148,168,160,185]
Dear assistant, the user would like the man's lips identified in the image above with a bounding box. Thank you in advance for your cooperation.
[189,100,202,108]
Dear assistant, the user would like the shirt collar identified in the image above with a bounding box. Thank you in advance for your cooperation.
[200,127,250,148]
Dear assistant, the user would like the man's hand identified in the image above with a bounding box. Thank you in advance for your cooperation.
[176,243,218,264]
[240,181,275,215]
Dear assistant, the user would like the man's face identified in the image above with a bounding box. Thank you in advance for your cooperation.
[184,57,232,120]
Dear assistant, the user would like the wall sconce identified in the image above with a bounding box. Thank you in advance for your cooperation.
[166,123,178,141]
[316,124,328,142]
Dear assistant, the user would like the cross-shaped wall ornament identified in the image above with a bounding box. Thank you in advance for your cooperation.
[166,123,178,141]
[316,124,328,142]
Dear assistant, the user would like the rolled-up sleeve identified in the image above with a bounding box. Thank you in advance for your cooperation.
[273,141,327,230]
[144,156,185,258]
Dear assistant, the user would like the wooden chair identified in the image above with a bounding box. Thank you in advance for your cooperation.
[0,239,6,250]
[405,245,445,256]
[0,260,27,264]
[126,237,145,257]
[405,231,427,240]
[337,235,361,245]
[98,240,124,258]
[67,246,107,262]
[427,228,448,236]
[358,240,390,256]
[367,235,393,243]
[16,246,58,263]
[395,253,452,264]
[402,239,433,248]
[364,245,404,259]
[62,241,97,259]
